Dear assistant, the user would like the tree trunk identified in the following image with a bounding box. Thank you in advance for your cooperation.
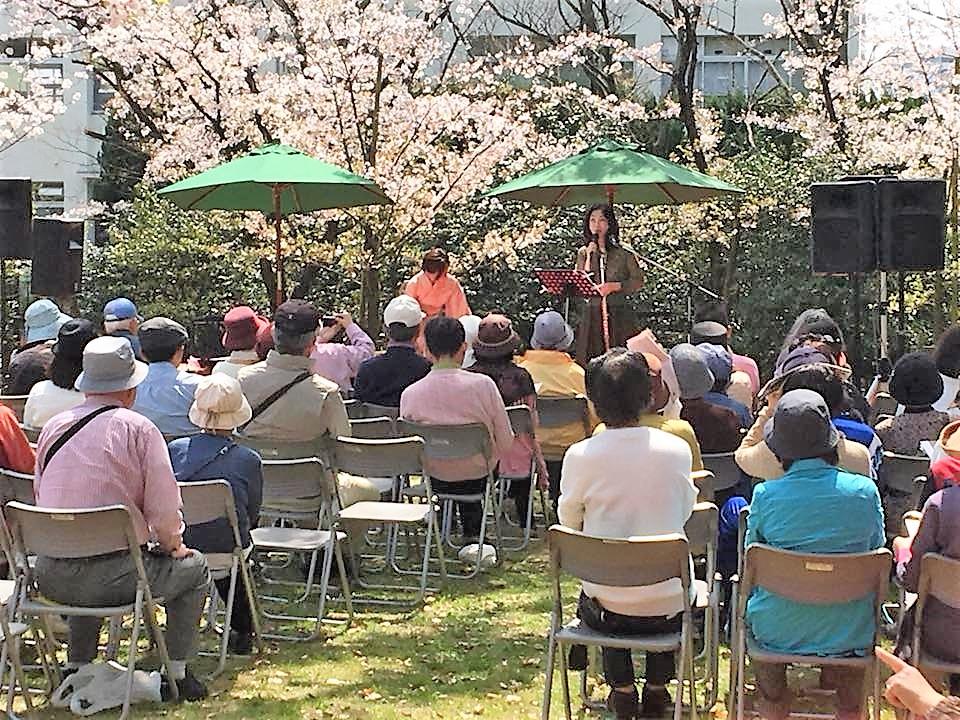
[359,225,382,337]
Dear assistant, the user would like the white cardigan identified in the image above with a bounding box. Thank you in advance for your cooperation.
[558,426,697,617]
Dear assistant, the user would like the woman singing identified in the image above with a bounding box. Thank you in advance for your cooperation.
[574,204,644,364]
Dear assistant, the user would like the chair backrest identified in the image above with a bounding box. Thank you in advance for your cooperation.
[234,435,321,461]
[0,468,35,504]
[358,403,400,421]
[917,553,960,610]
[18,424,39,444]
[873,393,898,420]
[260,458,333,522]
[548,525,690,589]
[742,543,891,606]
[506,405,534,437]
[536,396,588,435]
[902,510,922,538]
[701,452,741,492]
[177,480,241,548]
[5,501,138,559]
[737,504,750,577]
[692,470,714,503]
[0,396,28,423]
[343,399,362,420]
[395,421,491,462]
[349,417,397,440]
[330,436,424,479]
[879,452,929,496]
[684,502,719,558]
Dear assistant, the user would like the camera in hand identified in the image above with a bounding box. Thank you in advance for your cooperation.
[321,315,338,327]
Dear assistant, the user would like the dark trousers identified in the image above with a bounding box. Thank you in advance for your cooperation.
[213,576,253,635]
[507,476,532,523]
[433,477,487,539]
[753,662,865,720]
[546,460,563,518]
[577,592,680,687]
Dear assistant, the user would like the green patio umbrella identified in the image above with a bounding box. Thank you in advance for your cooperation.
[484,138,744,206]
[159,142,393,308]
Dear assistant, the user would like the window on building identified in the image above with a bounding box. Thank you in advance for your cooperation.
[32,182,65,217]
[30,64,63,101]
[0,39,28,59]
[92,74,113,113]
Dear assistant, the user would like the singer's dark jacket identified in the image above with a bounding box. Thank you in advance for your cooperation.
[574,242,645,309]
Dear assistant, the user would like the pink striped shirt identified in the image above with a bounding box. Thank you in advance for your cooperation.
[34,397,184,551]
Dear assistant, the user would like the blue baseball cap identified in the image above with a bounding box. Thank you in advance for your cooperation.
[103,297,141,322]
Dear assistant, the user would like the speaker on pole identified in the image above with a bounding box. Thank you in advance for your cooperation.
[810,181,877,273]
[31,218,83,297]
[0,179,32,259]
[877,179,946,271]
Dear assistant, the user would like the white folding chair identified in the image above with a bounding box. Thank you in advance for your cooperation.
[250,458,353,641]
[536,397,589,464]
[5,502,182,717]
[0,472,33,507]
[329,437,445,607]
[354,403,400,421]
[0,509,36,719]
[15,427,37,446]
[0,399,27,425]
[912,552,960,679]
[178,481,263,676]
[498,405,548,551]
[878,452,929,540]
[349,417,397,441]
[684,502,721,710]
[541,526,696,720]
[701,452,744,500]
[692,470,715,504]
[396,421,502,579]
[731,544,892,720]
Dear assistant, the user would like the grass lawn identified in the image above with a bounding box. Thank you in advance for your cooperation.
[29,542,900,719]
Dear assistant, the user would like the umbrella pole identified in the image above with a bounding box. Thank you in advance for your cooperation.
[273,186,283,310]
[599,186,614,352]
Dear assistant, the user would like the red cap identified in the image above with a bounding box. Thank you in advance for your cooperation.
[222,306,268,351]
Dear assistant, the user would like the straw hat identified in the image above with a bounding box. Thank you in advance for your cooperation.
[188,374,252,430]
[939,420,960,458]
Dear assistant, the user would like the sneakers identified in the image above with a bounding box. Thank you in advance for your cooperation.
[639,684,671,718]
[606,686,640,719]
[160,669,208,702]
[227,631,254,655]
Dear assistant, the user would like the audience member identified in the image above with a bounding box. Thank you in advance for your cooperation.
[693,299,760,393]
[876,352,951,455]
[670,343,742,453]
[33,336,209,700]
[559,349,696,719]
[775,308,844,372]
[745,389,884,720]
[168,374,262,655]
[237,300,376,508]
[8,299,72,395]
[519,311,600,506]
[697,343,753,426]
[213,306,268,379]
[23,319,97,429]
[693,321,755,410]
[103,297,143,359]
[309,311,374,393]
[399,316,513,542]
[933,325,960,414]
[926,421,960,504]
[354,296,431,407]
[736,356,873,480]
[132,317,200,436]
[404,247,471,320]
[254,321,274,361]
[876,647,960,719]
[459,314,482,368]
[0,404,34,475]
[469,314,547,524]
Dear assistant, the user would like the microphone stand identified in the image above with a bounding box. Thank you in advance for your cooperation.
[634,251,722,338]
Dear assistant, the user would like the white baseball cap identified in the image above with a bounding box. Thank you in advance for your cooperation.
[383,296,425,328]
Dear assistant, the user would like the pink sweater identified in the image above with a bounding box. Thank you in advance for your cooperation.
[399,368,514,482]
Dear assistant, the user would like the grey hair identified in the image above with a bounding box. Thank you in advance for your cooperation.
[272,326,316,355]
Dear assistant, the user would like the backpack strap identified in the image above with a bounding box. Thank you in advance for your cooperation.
[240,371,312,432]
[39,405,117,474]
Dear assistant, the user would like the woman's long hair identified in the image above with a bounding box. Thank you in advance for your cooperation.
[581,204,620,247]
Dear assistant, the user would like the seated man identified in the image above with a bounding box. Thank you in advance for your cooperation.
[692,299,760,393]
[670,343,742,454]
[238,300,377,508]
[354,296,431,407]
[399,316,514,542]
[103,297,143,359]
[697,342,753,426]
[308,311,374,394]
[132,317,201,436]
[746,389,885,720]
[559,349,697,719]
[34,336,209,699]
[8,299,72,395]
[213,305,269,379]
[168,374,262,655]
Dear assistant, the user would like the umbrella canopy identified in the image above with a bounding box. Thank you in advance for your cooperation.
[158,142,393,212]
[484,138,744,206]
[158,142,393,308]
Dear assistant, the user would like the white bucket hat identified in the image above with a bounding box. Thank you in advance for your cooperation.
[75,336,149,393]
[188,374,252,430]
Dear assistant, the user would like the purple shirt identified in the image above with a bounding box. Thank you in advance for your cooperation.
[309,323,375,392]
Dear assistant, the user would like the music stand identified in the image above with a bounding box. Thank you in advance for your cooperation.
[534,268,599,323]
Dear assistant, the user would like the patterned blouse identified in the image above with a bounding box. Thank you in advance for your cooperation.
[875,409,952,455]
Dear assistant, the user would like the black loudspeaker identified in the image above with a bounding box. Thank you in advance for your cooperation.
[0,180,32,259]
[878,179,946,271]
[810,181,877,273]
[31,219,83,297]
